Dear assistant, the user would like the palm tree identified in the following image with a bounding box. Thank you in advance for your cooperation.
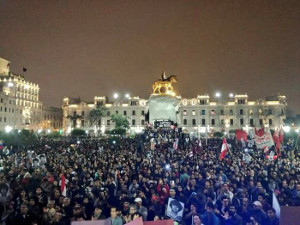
[67,114,83,128]
[88,105,108,135]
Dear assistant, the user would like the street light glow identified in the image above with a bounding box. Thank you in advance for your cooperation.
[113,93,119,99]
[125,93,130,98]
[215,92,221,98]
[7,82,14,87]
[5,126,12,133]
[229,93,234,98]
[283,126,291,133]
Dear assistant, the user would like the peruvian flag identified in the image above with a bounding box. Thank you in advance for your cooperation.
[61,174,66,197]
[173,138,179,150]
[273,129,281,153]
[279,128,284,143]
[220,138,229,160]
[255,128,265,137]
[196,140,202,153]
[236,129,248,142]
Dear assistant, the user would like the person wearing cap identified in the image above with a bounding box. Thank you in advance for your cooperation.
[250,201,266,224]
[135,197,148,221]
[201,202,219,225]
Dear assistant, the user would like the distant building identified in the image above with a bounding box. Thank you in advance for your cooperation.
[0,57,42,131]
[62,72,287,135]
[40,106,63,132]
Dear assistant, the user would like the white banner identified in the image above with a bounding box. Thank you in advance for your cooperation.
[249,128,274,149]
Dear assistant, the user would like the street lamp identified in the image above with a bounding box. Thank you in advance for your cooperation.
[229,93,234,98]
[215,92,221,98]
[283,126,291,133]
[5,125,13,133]
[125,93,130,99]
[113,93,119,99]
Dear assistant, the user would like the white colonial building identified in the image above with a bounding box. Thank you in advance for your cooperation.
[62,73,286,135]
[0,57,43,131]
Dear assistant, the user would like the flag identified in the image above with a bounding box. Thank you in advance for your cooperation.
[23,67,27,72]
[273,129,281,155]
[236,129,248,142]
[272,192,281,218]
[61,174,66,197]
[196,140,202,153]
[255,127,265,137]
[173,138,179,150]
[220,138,228,160]
[279,128,284,143]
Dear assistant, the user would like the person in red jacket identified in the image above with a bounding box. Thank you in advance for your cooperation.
[156,179,170,206]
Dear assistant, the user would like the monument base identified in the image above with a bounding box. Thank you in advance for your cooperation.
[148,95,180,125]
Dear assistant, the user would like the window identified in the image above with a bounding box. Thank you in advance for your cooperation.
[123,111,127,116]
[230,119,234,125]
[107,120,110,125]
[141,110,144,116]
[220,110,224,115]
[183,110,187,116]
[73,111,76,116]
[240,109,244,115]
[183,119,187,125]
[192,110,196,116]
[201,110,205,115]
[81,120,84,126]
[259,119,263,125]
[221,119,224,125]
[211,110,216,116]
[132,110,136,116]
[240,119,244,125]
[192,119,196,125]
[131,101,137,106]
[229,110,233,115]
[268,109,272,115]
[238,99,245,104]
[250,119,254,126]
[200,100,206,105]
[202,119,206,125]
[115,111,118,114]
[0,117,1,122]
[107,111,110,116]
[269,119,272,125]
[82,111,84,116]
[141,120,145,125]
[132,119,136,126]
[98,120,101,126]
[4,107,6,112]
[0,98,2,103]
[211,119,215,125]
[4,117,6,123]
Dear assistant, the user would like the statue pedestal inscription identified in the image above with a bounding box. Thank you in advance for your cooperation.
[148,95,180,125]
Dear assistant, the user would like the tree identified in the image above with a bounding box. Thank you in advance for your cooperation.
[71,129,86,137]
[67,115,83,128]
[110,114,129,129]
[88,106,108,133]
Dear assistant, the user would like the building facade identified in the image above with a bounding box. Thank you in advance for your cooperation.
[0,57,42,131]
[62,73,287,135]
[40,106,63,132]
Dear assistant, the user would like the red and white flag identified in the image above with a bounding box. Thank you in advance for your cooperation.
[279,127,284,143]
[61,174,66,197]
[236,129,248,142]
[220,138,228,160]
[173,138,179,150]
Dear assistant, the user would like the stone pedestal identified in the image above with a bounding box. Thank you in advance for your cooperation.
[148,95,180,125]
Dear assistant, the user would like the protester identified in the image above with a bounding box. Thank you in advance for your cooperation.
[0,126,298,225]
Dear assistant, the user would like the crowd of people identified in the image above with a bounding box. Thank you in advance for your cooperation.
[0,126,299,225]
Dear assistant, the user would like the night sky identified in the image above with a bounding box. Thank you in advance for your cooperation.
[0,1,299,114]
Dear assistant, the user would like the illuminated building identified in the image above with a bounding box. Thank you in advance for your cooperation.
[62,72,286,135]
